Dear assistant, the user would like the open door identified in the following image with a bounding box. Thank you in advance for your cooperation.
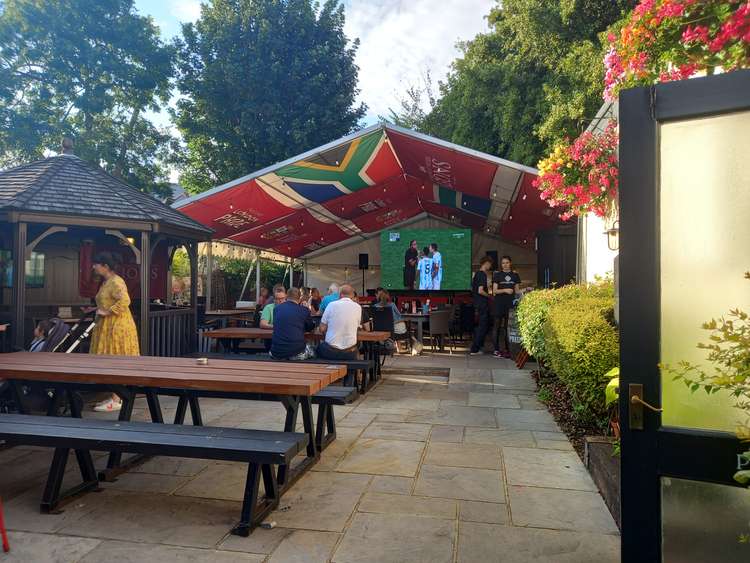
[619,70,750,562]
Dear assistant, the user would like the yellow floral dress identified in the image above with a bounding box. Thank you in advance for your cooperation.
[89,274,140,356]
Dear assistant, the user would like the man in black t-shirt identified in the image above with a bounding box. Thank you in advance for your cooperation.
[469,256,494,355]
[492,255,521,358]
[403,240,418,289]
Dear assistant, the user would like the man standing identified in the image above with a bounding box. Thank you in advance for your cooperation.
[317,284,362,360]
[271,287,315,360]
[417,246,433,290]
[319,283,339,313]
[469,256,493,355]
[429,243,443,290]
[403,240,418,289]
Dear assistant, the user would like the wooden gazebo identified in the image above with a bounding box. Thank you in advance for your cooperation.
[0,142,212,354]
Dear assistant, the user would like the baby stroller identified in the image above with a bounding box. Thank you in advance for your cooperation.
[5,312,97,414]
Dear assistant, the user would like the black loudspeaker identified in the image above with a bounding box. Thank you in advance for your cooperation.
[487,250,499,269]
[358,253,369,270]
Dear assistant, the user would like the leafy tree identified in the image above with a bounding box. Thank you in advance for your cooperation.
[421,0,636,167]
[380,70,436,131]
[173,0,366,193]
[0,0,174,197]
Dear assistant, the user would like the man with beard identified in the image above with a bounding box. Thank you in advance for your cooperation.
[403,239,418,289]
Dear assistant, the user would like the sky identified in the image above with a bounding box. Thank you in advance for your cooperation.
[135,0,496,127]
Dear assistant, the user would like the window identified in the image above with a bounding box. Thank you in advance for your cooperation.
[0,250,45,288]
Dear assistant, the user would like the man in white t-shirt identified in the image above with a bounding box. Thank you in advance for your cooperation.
[317,284,362,360]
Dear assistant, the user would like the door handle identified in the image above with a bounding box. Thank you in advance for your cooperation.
[629,383,662,430]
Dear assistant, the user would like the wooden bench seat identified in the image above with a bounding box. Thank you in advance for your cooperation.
[0,413,308,536]
[162,383,359,452]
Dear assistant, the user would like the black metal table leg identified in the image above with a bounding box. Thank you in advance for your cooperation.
[299,396,317,459]
[99,388,148,481]
[188,395,203,425]
[173,395,189,425]
[277,397,300,486]
[145,391,164,424]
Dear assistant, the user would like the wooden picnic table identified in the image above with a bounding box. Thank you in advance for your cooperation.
[205,327,390,342]
[1,352,347,498]
[204,328,391,388]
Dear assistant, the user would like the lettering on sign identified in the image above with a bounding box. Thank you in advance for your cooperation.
[215,210,259,229]
[738,453,750,471]
[261,225,294,240]
[358,199,387,213]
[425,157,454,188]
[376,209,402,225]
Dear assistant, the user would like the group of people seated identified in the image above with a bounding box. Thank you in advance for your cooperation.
[259,283,367,361]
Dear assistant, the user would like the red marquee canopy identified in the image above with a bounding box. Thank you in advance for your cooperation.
[174,124,558,257]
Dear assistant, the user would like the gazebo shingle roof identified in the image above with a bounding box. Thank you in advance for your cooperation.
[0,154,212,236]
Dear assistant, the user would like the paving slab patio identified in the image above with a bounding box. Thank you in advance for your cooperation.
[1,354,619,562]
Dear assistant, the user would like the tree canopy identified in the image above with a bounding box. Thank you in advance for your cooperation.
[0,0,175,197]
[173,0,366,193]
[392,0,636,168]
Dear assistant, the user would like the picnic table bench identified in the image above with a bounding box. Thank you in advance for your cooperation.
[0,352,347,531]
[0,413,307,536]
[204,327,390,389]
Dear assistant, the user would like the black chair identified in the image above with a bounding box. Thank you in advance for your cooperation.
[427,309,453,353]
[459,303,475,341]
[371,306,410,355]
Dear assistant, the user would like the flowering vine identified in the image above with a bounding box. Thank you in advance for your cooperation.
[604,0,750,101]
[533,121,619,221]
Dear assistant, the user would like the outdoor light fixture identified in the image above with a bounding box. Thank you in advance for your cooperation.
[605,220,620,251]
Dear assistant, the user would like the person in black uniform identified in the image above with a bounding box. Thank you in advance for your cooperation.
[492,255,521,358]
[469,256,493,355]
[403,239,418,289]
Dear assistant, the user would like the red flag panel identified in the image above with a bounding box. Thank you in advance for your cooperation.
[386,130,498,199]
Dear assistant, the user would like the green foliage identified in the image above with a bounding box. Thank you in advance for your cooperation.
[0,0,174,197]
[663,272,750,486]
[416,0,635,166]
[537,386,553,404]
[544,294,619,426]
[516,280,613,364]
[605,367,620,407]
[171,249,192,279]
[172,0,366,193]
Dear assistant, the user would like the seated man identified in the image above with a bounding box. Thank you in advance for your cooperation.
[259,285,286,329]
[317,284,362,360]
[270,287,315,360]
[319,283,339,313]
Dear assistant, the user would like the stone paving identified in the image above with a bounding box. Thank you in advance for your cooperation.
[0,353,620,562]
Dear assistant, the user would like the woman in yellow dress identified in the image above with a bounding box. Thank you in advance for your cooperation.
[85,252,140,412]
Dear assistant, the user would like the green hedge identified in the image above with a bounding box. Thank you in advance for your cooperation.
[517,281,618,426]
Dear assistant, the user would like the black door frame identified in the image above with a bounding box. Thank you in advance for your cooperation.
[619,69,750,563]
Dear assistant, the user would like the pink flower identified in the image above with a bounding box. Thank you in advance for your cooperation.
[681,25,710,45]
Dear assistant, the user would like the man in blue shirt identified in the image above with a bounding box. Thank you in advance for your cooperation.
[270,287,316,360]
[319,283,339,312]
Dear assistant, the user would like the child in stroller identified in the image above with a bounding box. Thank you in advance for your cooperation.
[28,318,70,352]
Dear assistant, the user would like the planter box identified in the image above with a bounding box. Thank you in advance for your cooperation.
[584,436,621,528]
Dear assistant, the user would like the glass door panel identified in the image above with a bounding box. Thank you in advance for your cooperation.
[661,477,750,562]
[659,111,750,432]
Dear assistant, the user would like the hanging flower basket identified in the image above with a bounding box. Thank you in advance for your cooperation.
[604,0,750,102]
[533,121,619,221]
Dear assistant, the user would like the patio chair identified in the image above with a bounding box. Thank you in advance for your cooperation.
[371,307,410,355]
[427,309,453,353]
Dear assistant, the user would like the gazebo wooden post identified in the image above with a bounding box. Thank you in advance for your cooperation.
[188,241,199,351]
[139,230,150,354]
[11,221,27,350]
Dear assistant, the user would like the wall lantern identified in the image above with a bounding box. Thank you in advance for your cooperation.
[605,220,620,251]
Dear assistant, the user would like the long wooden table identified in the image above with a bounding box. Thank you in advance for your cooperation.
[1,352,346,504]
[206,327,390,342]
[205,328,391,384]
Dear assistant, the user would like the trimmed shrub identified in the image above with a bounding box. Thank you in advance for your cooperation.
[543,295,619,427]
[517,281,613,363]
